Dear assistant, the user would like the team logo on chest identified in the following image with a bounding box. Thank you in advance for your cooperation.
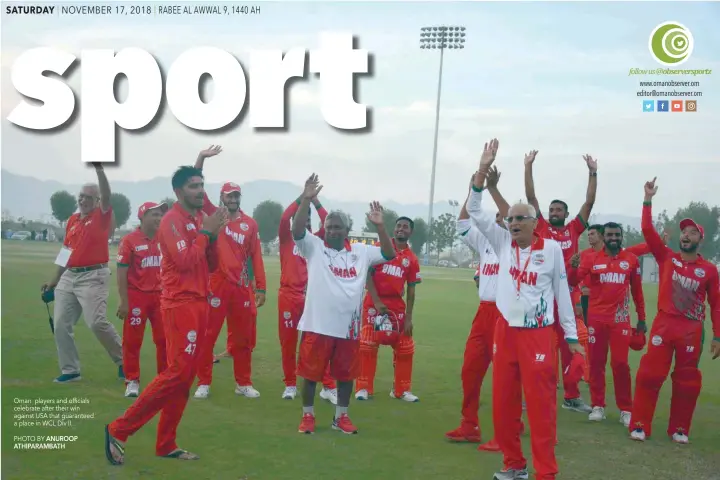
[239,222,249,231]
[140,256,161,268]
[135,244,148,252]
[694,268,705,278]
[381,263,404,278]
[225,226,246,244]
[532,253,545,266]
[402,257,410,267]
[619,261,629,270]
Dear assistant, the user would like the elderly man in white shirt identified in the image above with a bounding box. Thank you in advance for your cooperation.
[467,139,584,480]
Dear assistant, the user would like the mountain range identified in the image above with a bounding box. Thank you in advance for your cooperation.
[1,169,643,230]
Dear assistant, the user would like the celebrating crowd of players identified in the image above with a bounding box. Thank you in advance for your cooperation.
[38,143,718,478]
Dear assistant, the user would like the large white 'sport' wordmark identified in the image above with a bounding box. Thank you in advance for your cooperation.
[6,33,370,164]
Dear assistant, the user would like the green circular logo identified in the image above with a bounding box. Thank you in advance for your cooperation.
[649,22,694,66]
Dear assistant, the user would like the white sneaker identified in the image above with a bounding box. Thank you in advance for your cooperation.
[194,385,210,399]
[355,389,369,400]
[630,429,646,442]
[124,380,139,398]
[672,432,689,444]
[392,390,419,402]
[282,386,297,400]
[235,385,260,398]
[620,411,632,428]
[320,388,338,405]
[588,406,606,422]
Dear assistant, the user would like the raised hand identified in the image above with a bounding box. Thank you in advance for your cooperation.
[367,201,384,226]
[644,177,658,198]
[662,230,670,244]
[524,150,538,166]
[303,174,323,199]
[486,166,501,188]
[199,145,223,159]
[479,138,499,170]
[583,154,598,173]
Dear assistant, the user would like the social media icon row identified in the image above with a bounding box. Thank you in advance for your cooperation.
[642,100,697,112]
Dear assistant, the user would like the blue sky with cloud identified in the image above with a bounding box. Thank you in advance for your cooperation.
[1,1,719,214]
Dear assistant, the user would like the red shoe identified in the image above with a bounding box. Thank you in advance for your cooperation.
[445,425,481,443]
[298,413,315,434]
[332,413,358,434]
[477,438,501,452]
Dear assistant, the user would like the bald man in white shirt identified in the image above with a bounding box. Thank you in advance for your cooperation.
[468,139,584,480]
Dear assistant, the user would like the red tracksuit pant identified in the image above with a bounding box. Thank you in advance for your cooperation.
[587,318,632,411]
[458,301,498,429]
[553,294,587,399]
[493,319,558,480]
[109,300,207,456]
[630,314,703,438]
[278,289,335,389]
[197,277,257,387]
[122,290,167,382]
[356,300,414,396]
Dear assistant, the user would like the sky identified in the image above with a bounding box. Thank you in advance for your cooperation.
[1,1,719,215]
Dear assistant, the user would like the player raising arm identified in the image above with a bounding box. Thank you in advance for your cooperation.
[567,222,646,428]
[277,194,337,402]
[292,174,395,435]
[525,151,596,415]
[193,146,267,399]
[446,169,518,451]
[468,139,583,480]
[629,177,720,444]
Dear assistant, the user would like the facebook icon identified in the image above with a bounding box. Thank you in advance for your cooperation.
[657,100,669,112]
[642,100,654,112]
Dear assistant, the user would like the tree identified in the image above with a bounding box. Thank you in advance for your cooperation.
[110,192,132,228]
[623,225,645,249]
[253,200,283,247]
[363,207,398,234]
[410,217,428,256]
[429,213,456,261]
[160,197,175,208]
[50,191,77,226]
[658,201,720,261]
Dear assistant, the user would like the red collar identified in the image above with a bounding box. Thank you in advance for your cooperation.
[324,238,352,251]
[511,234,544,250]
[393,238,409,252]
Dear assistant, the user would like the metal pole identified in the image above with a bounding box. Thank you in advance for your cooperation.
[424,46,444,266]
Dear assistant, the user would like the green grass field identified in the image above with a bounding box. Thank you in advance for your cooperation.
[2,241,719,479]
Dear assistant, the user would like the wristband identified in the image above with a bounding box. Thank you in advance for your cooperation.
[589,172,597,177]
[714,337,720,342]
[471,185,484,193]
[199,229,216,242]
[643,201,652,206]
[566,338,579,344]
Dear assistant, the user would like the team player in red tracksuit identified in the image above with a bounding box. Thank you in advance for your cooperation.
[525,149,597,414]
[568,222,646,428]
[470,140,584,480]
[278,197,338,402]
[116,202,169,398]
[193,145,267,399]
[629,178,720,444]
[446,168,522,451]
[356,217,422,402]
[105,166,227,464]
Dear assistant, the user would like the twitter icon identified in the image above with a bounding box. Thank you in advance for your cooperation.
[657,100,669,112]
[643,100,654,112]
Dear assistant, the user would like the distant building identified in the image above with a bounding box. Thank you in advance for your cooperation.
[348,231,378,245]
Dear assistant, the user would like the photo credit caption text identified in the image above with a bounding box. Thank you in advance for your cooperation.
[13,397,93,428]
[6,33,372,163]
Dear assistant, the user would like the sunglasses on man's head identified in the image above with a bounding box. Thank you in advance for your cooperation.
[504,215,534,223]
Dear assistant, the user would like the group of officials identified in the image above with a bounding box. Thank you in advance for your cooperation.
[39,142,718,478]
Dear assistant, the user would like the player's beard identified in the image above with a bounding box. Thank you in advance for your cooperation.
[549,217,566,227]
[679,240,698,253]
[605,240,621,254]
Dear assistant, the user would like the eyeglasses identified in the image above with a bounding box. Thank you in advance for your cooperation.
[504,215,534,223]
[78,194,98,201]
